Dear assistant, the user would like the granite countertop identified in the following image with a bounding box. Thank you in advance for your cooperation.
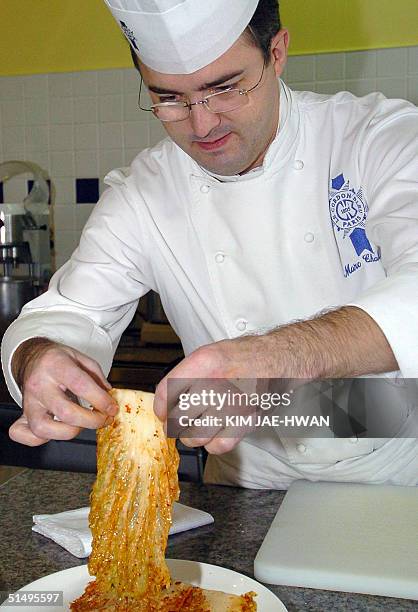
[0,469,415,612]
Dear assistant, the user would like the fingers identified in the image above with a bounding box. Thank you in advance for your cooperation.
[155,376,190,421]
[74,351,113,391]
[9,414,49,447]
[39,389,113,430]
[8,412,82,447]
[15,345,118,447]
[204,436,242,455]
[58,364,118,417]
[154,354,205,420]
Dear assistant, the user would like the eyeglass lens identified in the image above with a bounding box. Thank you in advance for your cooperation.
[153,89,248,122]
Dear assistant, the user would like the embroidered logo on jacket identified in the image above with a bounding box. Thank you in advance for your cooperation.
[329,174,381,277]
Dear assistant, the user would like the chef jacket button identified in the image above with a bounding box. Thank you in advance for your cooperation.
[236,319,247,332]
[296,443,307,454]
[304,232,315,243]
[349,436,359,444]
[294,159,304,170]
[215,252,225,264]
[200,184,211,193]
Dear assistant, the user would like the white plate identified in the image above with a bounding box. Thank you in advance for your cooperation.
[1,559,286,611]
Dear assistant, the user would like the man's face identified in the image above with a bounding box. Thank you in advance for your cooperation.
[139,32,288,176]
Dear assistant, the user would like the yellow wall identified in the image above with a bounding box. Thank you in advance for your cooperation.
[1,0,417,76]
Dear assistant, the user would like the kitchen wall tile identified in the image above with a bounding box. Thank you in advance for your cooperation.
[49,97,74,124]
[24,97,49,125]
[48,73,73,98]
[124,148,141,166]
[74,98,98,124]
[407,77,418,105]
[2,126,25,152]
[25,126,49,152]
[2,178,27,203]
[345,50,377,80]
[287,81,315,92]
[99,148,124,178]
[55,253,71,269]
[51,178,75,204]
[54,230,78,259]
[99,95,123,122]
[376,77,407,99]
[124,92,145,122]
[50,151,75,178]
[315,53,345,81]
[23,75,48,99]
[123,68,141,93]
[54,204,76,231]
[49,125,74,152]
[280,65,288,81]
[76,203,95,230]
[0,183,3,203]
[98,69,123,94]
[377,47,407,77]
[27,151,50,172]
[149,121,167,147]
[76,178,99,204]
[99,122,123,149]
[0,47,416,259]
[315,81,345,95]
[408,47,418,75]
[286,55,315,83]
[123,121,149,149]
[345,79,377,97]
[99,180,107,197]
[72,72,98,97]
[74,123,98,150]
[1,100,24,126]
[75,150,99,177]
[0,77,23,101]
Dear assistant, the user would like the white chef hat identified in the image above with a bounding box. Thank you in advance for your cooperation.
[104,0,259,74]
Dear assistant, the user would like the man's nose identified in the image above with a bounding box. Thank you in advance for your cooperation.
[189,101,221,138]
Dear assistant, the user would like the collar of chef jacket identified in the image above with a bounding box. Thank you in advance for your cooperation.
[203,79,299,184]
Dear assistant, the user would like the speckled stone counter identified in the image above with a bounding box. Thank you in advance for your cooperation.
[0,469,416,612]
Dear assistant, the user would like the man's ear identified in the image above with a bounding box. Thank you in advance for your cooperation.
[270,29,289,77]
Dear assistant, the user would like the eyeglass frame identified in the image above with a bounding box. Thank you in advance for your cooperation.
[137,58,266,123]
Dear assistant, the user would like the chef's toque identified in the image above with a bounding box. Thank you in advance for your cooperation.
[103,0,259,74]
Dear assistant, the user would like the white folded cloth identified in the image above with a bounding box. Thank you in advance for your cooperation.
[32,502,214,558]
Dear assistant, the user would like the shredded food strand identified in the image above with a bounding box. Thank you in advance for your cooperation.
[71,388,257,611]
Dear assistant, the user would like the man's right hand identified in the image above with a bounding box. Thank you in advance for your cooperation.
[9,338,118,447]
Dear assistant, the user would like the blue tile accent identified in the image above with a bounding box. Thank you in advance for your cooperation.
[76,178,99,204]
[0,183,3,204]
[27,179,52,204]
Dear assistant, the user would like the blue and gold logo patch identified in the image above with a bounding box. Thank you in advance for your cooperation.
[329,174,381,277]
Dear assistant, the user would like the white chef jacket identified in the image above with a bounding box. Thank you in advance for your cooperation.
[2,81,418,488]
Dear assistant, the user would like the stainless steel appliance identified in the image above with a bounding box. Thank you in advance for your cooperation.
[0,161,52,331]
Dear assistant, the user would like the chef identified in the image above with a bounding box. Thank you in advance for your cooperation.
[2,0,418,489]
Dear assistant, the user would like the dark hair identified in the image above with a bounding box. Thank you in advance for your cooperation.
[246,0,281,63]
[130,0,281,71]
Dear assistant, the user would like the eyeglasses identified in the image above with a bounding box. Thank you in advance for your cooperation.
[138,59,266,123]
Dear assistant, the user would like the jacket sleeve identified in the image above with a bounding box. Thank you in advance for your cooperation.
[348,100,418,377]
[1,169,153,406]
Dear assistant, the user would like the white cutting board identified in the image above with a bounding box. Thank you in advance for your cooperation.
[254,480,418,600]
